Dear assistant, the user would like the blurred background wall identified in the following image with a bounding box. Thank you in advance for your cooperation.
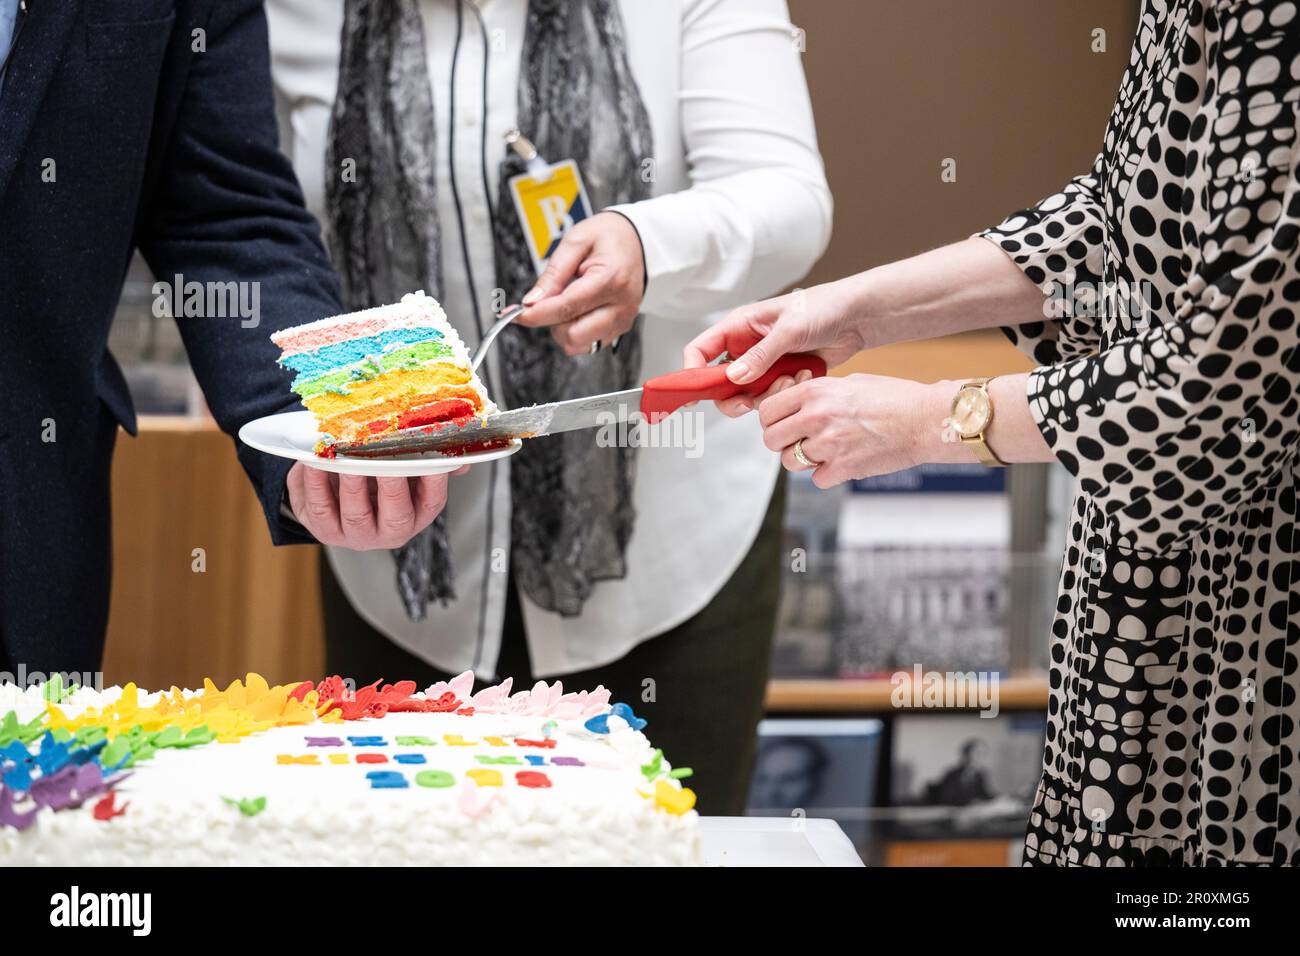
[795,0,1137,380]
[797,0,1134,283]
[103,0,1137,689]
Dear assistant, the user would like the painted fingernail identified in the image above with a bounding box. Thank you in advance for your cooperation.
[522,287,544,305]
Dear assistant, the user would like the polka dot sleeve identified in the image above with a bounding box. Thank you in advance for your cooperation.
[978,156,1110,367]
[1027,152,1300,552]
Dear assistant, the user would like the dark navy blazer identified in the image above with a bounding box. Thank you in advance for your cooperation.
[0,0,342,672]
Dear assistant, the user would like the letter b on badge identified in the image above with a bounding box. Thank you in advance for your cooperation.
[508,159,594,276]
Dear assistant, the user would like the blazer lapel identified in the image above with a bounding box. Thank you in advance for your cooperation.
[0,0,82,204]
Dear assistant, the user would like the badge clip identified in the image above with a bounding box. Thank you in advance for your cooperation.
[504,130,594,276]
[505,129,552,178]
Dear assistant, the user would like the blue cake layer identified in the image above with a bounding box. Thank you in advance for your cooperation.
[278,327,447,379]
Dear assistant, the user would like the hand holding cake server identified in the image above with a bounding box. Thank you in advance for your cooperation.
[684,237,1060,482]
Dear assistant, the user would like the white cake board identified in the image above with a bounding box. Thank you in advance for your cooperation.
[698,817,864,867]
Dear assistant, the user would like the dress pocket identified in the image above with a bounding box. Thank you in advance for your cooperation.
[1214,8,1300,92]
[1075,545,1190,833]
[1199,97,1297,263]
[1082,546,1188,711]
[1205,97,1298,180]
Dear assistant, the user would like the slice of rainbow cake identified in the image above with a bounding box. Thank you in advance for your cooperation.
[271,291,495,453]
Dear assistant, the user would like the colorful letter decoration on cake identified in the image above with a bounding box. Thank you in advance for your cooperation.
[415,770,455,789]
[366,771,410,790]
[276,754,320,766]
[466,768,503,788]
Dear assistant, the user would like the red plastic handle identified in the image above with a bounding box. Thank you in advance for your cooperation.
[639,353,828,422]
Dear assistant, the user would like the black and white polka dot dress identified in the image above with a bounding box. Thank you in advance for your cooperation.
[983,0,1300,865]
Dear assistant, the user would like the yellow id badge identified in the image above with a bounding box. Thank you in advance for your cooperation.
[507,159,594,276]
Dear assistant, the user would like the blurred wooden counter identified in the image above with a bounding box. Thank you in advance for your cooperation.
[834,328,1032,382]
[103,331,1031,692]
[764,674,1049,713]
[103,417,325,689]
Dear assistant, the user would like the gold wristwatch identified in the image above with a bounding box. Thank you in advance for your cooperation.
[950,377,1005,468]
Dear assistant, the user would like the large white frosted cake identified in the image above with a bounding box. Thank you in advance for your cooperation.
[0,672,699,866]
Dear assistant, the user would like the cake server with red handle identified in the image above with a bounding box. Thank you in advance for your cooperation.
[334,353,828,458]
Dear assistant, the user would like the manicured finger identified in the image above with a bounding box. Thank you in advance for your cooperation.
[683,300,783,371]
[520,272,608,328]
[727,319,804,385]
[522,231,596,306]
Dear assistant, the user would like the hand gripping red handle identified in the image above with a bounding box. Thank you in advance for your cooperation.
[639,354,828,423]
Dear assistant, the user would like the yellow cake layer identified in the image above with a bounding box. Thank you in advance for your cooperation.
[320,385,486,442]
[303,365,473,419]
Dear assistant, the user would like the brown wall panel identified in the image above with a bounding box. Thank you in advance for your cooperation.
[790,0,1136,281]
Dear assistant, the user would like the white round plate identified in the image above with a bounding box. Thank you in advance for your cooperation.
[238,410,521,477]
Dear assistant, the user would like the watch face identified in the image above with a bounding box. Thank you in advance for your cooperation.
[951,386,992,437]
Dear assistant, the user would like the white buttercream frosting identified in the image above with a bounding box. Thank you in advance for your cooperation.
[0,676,699,866]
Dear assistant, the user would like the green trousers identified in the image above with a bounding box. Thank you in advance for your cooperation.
[320,478,785,816]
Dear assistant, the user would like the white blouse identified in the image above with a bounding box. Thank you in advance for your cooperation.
[265,0,832,678]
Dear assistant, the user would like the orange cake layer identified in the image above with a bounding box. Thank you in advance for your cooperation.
[302,365,474,420]
[319,385,487,443]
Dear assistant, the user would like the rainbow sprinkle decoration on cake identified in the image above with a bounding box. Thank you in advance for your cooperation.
[0,672,699,866]
[271,291,496,455]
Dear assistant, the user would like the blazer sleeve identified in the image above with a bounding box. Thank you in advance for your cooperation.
[978,152,1110,367]
[1003,148,1300,552]
[136,0,342,546]
[606,0,832,318]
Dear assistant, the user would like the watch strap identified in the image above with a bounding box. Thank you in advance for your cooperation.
[962,433,1006,467]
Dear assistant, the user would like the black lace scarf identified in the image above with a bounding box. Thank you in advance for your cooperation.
[325,0,654,619]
